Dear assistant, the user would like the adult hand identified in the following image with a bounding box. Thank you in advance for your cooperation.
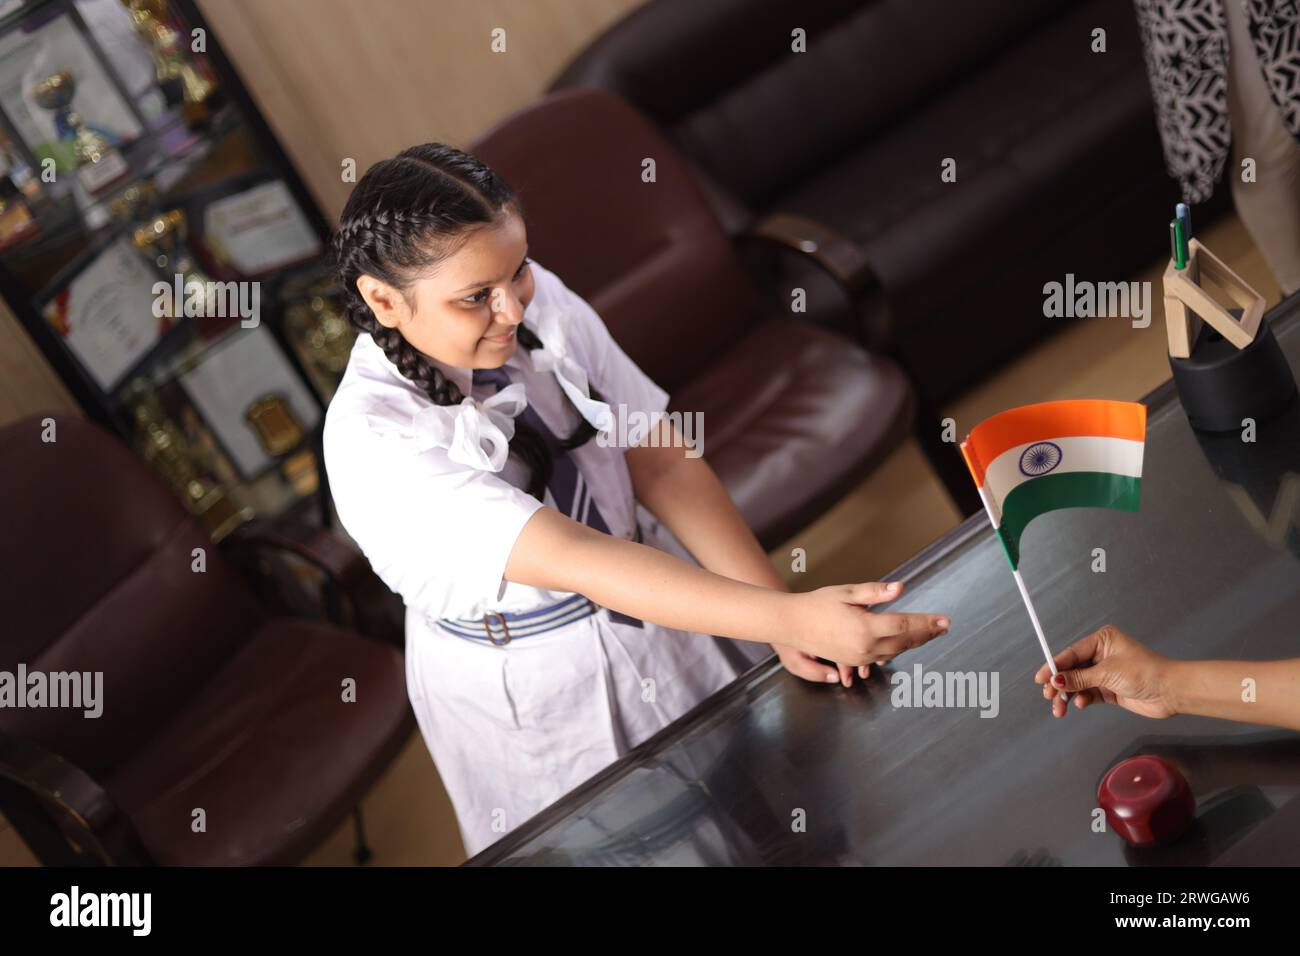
[1034,624,1178,719]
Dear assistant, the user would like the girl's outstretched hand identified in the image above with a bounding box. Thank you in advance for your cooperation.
[769,644,898,689]
[780,581,949,684]
[771,642,861,685]
[1035,624,1177,720]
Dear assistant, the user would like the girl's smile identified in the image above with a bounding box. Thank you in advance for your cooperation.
[354,210,533,369]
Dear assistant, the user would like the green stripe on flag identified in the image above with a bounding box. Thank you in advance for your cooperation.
[996,472,1141,569]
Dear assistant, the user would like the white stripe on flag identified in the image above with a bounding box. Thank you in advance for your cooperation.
[983,435,1144,525]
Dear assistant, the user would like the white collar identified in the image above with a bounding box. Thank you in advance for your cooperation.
[361,330,534,398]
[354,303,615,472]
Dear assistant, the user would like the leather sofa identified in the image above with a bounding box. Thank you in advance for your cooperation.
[471,89,914,549]
[551,0,1182,411]
[0,414,413,865]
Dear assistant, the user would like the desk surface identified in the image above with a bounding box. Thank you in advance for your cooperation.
[469,298,1300,866]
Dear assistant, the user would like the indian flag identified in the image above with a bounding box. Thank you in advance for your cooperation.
[960,400,1146,569]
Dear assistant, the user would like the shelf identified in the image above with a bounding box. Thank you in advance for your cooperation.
[1,103,246,296]
[0,0,337,536]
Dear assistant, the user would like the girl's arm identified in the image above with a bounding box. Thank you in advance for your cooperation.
[624,418,866,684]
[625,419,786,592]
[503,505,949,668]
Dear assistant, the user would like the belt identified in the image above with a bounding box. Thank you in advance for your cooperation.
[438,594,645,645]
[437,526,647,645]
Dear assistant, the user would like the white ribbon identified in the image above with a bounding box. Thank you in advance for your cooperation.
[528,305,615,436]
[407,383,528,472]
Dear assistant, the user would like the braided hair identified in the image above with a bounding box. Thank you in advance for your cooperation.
[333,143,602,501]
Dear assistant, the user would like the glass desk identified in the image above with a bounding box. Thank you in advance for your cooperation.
[468,296,1300,866]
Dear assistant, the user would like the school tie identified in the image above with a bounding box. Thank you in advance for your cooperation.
[473,365,614,532]
[473,365,643,628]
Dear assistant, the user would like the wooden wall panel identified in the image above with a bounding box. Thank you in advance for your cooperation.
[194,0,643,221]
[0,301,79,428]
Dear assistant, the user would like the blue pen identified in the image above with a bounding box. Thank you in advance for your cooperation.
[1176,202,1191,241]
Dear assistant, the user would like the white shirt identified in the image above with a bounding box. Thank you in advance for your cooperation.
[322,260,670,624]
[323,260,769,857]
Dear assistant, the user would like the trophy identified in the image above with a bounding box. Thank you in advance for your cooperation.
[0,159,37,250]
[0,182,37,250]
[110,179,159,224]
[123,379,250,540]
[132,208,216,324]
[29,69,129,194]
[245,393,319,496]
[284,292,356,400]
[123,0,217,128]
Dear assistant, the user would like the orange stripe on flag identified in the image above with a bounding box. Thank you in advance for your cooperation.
[961,399,1146,488]
[959,439,983,493]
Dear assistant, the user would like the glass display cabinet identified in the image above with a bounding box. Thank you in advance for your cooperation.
[0,0,351,541]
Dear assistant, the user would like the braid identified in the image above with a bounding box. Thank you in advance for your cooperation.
[332,144,601,498]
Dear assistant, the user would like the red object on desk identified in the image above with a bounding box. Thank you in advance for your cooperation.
[1098,756,1195,847]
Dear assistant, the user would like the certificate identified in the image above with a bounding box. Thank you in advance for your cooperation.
[202,180,322,276]
[179,324,320,477]
[43,236,166,390]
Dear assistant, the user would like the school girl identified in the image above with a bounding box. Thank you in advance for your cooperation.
[323,144,950,856]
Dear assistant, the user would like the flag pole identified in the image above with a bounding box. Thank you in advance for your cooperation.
[961,442,1069,702]
[1010,568,1069,703]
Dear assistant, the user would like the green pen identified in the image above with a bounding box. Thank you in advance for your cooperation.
[1171,218,1187,270]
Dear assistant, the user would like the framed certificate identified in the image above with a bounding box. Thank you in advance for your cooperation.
[202,179,322,277]
[178,323,321,478]
[42,234,167,390]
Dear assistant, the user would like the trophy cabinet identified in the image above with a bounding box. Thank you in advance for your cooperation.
[0,0,350,540]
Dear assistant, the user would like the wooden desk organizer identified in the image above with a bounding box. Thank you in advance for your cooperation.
[1162,237,1296,432]
[1162,238,1265,358]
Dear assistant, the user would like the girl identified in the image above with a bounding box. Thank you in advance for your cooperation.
[323,143,950,856]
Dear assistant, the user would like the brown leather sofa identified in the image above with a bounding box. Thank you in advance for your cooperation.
[551,0,1183,504]
[0,414,413,865]
[471,89,913,549]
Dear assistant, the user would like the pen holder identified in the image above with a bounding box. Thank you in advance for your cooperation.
[1162,239,1296,433]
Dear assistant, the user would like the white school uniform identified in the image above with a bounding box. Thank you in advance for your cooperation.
[323,261,769,857]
